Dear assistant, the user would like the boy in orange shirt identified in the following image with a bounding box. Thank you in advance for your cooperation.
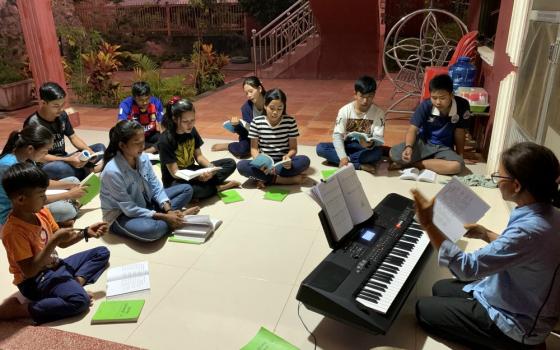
[0,163,110,324]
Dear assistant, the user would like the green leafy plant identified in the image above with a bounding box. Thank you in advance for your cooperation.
[0,60,26,85]
[190,41,229,94]
[121,53,196,104]
[80,42,123,105]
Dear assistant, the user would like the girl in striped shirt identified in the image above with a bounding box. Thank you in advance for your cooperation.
[236,88,310,188]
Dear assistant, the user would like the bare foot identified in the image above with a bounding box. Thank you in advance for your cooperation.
[0,297,30,320]
[275,175,303,185]
[211,143,229,152]
[255,180,267,189]
[183,206,200,215]
[217,180,241,192]
[87,291,94,306]
[360,163,376,175]
[75,276,87,286]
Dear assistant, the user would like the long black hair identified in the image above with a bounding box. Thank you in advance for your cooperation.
[0,125,54,159]
[263,88,287,116]
[501,142,560,207]
[103,120,144,169]
[243,76,266,95]
[163,97,195,147]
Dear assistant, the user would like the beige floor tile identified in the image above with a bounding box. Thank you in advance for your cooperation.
[125,269,293,350]
[49,256,190,344]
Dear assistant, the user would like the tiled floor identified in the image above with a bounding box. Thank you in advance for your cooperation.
[2,128,558,349]
[0,77,415,150]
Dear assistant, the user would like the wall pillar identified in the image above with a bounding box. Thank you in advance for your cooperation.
[16,0,67,92]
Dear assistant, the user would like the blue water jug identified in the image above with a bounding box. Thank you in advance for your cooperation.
[448,56,477,92]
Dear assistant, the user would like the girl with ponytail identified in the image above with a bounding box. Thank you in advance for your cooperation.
[0,125,86,228]
[100,120,199,242]
[158,97,240,200]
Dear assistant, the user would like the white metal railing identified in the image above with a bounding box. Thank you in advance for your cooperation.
[251,0,318,75]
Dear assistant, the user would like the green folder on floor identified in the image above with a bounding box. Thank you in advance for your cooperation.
[218,189,244,204]
[79,173,100,206]
[91,299,145,324]
[321,169,337,181]
[241,327,299,350]
[264,188,289,202]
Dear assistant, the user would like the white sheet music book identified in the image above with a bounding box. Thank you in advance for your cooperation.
[106,261,150,298]
[309,165,372,241]
[433,177,490,242]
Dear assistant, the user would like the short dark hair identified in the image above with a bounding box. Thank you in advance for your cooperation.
[429,74,454,93]
[354,76,377,95]
[39,82,66,102]
[131,81,151,97]
[2,163,50,199]
[501,142,560,206]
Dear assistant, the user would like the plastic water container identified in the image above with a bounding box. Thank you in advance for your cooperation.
[448,56,477,92]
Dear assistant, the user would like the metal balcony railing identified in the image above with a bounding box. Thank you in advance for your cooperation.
[251,0,318,75]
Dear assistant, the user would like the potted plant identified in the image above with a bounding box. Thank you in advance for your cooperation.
[0,60,34,111]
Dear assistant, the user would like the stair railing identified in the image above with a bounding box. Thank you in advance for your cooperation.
[251,0,318,76]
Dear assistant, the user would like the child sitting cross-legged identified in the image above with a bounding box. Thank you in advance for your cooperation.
[236,88,310,188]
[0,162,110,324]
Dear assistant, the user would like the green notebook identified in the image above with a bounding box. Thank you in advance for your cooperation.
[321,169,337,181]
[218,189,244,204]
[168,235,204,244]
[241,327,299,350]
[79,172,100,206]
[91,299,145,324]
[264,188,289,202]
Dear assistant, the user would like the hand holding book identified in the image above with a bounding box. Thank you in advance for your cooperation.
[250,154,291,174]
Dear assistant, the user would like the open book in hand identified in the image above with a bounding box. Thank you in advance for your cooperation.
[223,119,249,133]
[106,261,150,298]
[307,165,372,241]
[175,167,222,181]
[399,168,437,183]
[346,132,383,146]
[79,150,104,163]
[433,177,490,242]
[250,154,290,174]
[44,172,100,206]
[170,215,222,244]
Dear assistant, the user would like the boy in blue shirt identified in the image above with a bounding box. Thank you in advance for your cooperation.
[389,74,471,175]
[118,81,164,154]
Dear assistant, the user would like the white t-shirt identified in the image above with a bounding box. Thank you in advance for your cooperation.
[333,101,385,160]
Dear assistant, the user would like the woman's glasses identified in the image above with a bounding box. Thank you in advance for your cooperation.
[490,172,514,184]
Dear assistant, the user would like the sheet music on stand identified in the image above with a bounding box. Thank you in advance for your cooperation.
[308,165,373,243]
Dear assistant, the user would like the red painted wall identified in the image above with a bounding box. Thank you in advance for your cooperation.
[306,0,383,79]
[479,0,516,157]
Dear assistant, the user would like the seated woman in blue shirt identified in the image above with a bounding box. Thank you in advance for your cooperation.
[100,120,199,242]
[412,142,560,349]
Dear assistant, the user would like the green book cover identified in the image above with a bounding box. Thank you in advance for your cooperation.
[218,189,244,204]
[241,327,299,350]
[168,235,204,244]
[91,299,145,324]
[321,169,337,181]
[79,172,100,206]
[264,188,289,202]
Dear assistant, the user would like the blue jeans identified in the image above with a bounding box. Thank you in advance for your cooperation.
[316,141,382,169]
[228,139,250,158]
[236,155,310,184]
[110,183,194,242]
[45,176,80,223]
[42,143,106,181]
[18,246,110,324]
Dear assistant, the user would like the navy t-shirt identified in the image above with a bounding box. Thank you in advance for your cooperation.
[411,96,471,148]
[158,128,204,187]
[24,111,75,156]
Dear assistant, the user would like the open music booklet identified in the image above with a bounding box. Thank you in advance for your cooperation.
[106,261,150,298]
[399,167,437,183]
[346,131,383,146]
[308,165,372,241]
[44,172,100,206]
[175,166,222,181]
[170,215,222,244]
[250,154,291,174]
[433,177,490,242]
